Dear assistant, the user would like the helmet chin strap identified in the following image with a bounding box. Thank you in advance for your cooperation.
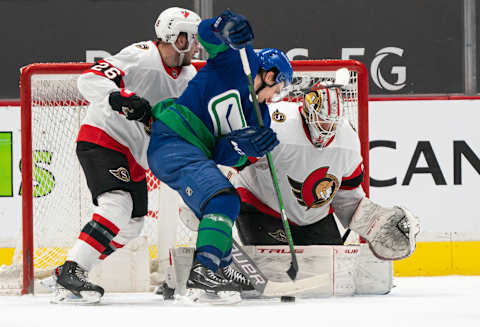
[177,52,185,67]
[172,33,195,67]
[255,72,272,94]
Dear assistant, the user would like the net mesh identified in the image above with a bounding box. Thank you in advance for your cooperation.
[1,63,362,294]
[0,74,168,293]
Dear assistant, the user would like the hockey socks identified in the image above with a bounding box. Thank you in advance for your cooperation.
[220,248,233,268]
[196,213,234,272]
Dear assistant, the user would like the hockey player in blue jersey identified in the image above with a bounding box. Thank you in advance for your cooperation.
[147,9,293,300]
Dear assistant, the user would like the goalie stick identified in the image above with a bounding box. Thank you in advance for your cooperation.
[231,239,330,297]
[238,49,351,283]
[239,48,299,280]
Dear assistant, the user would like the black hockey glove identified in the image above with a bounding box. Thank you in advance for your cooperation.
[109,89,152,126]
[227,126,279,157]
[212,9,254,50]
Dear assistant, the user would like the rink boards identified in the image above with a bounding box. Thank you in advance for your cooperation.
[1,98,480,276]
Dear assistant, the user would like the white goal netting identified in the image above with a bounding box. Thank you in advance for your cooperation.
[0,61,366,294]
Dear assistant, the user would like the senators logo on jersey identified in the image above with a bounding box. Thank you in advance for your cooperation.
[109,167,131,182]
[287,167,339,209]
[272,109,286,122]
[135,43,150,50]
[267,229,288,243]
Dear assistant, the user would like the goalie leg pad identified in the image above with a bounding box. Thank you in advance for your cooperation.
[349,198,420,260]
[354,244,393,295]
[170,247,195,297]
[241,244,359,297]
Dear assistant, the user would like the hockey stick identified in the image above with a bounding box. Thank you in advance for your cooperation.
[239,48,298,280]
[341,229,352,244]
[231,239,329,297]
[177,205,328,296]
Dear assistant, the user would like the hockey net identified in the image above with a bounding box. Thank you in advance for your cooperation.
[1,60,368,295]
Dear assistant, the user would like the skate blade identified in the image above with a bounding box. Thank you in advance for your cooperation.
[176,288,241,305]
[209,291,242,305]
[174,288,202,304]
[39,275,57,292]
[240,289,261,299]
[51,287,101,305]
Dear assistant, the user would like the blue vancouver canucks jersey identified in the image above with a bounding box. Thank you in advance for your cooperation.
[150,17,271,167]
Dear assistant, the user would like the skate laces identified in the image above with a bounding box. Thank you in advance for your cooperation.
[75,268,88,283]
[67,263,88,283]
[222,265,250,285]
[206,268,228,283]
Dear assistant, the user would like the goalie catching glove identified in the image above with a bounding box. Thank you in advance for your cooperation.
[349,197,420,261]
[109,89,152,127]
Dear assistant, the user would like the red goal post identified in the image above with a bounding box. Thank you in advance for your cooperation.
[15,60,368,295]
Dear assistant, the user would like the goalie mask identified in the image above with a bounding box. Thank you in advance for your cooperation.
[302,86,345,148]
[155,7,201,55]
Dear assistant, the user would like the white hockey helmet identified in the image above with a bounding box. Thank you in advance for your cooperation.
[302,85,345,148]
[155,7,201,54]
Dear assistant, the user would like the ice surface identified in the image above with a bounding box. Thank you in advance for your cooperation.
[0,276,479,327]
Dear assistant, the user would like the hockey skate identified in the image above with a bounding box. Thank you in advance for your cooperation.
[39,274,57,292]
[184,260,242,304]
[219,264,256,296]
[51,261,104,304]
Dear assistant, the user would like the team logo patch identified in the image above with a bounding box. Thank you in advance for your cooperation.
[144,124,151,135]
[272,109,286,122]
[230,140,245,155]
[305,91,323,109]
[109,167,130,182]
[268,229,288,243]
[135,43,149,50]
[287,167,339,209]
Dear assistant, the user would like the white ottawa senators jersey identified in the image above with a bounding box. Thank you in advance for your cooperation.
[234,101,365,226]
[76,40,196,175]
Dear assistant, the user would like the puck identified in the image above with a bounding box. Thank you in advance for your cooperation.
[281,296,295,302]
[163,285,175,300]
[156,282,175,300]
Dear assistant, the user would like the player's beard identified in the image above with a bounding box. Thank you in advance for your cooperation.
[180,53,194,66]
[181,58,191,66]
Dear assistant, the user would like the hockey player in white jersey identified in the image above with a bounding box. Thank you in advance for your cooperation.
[234,85,420,261]
[51,7,201,304]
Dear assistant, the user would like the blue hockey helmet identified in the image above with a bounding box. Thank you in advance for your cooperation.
[257,48,293,86]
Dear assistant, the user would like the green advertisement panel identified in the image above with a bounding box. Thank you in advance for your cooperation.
[0,132,13,196]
